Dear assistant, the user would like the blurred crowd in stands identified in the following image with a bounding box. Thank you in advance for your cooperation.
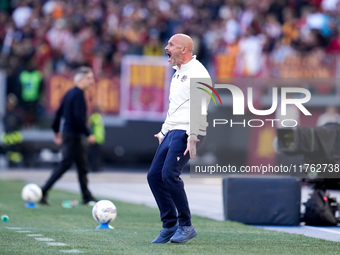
[1,0,340,125]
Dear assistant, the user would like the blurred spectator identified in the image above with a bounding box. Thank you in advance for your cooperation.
[317,106,340,126]
[306,7,331,37]
[321,0,340,12]
[32,26,52,77]
[223,11,239,45]
[326,27,340,53]
[270,41,294,63]
[143,30,163,56]
[263,14,282,53]
[281,9,299,46]
[0,0,339,110]
[1,94,24,167]
[237,27,265,76]
[19,60,43,126]
[1,0,339,74]
[11,1,32,29]
[88,105,105,172]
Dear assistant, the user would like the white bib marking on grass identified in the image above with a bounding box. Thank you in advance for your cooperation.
[35,237,55,242]
[5,227,22,230]
[59,249,83,253]
[47,242,67,246]
[27,234,43,237]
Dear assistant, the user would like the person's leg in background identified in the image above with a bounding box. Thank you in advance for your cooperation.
[74,136,96,204]
[40,133,75,204]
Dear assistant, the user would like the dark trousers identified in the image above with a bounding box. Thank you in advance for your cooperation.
[42,132,93,201]
[88,143,102,172]
[147,130,191,228]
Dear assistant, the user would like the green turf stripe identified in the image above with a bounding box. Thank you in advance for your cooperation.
[0,179,339,255]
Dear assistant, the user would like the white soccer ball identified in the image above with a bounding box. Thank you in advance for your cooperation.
[92,200,117,224]
[21,183,42,203]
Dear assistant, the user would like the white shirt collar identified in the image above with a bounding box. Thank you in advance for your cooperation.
[172,55,196,72]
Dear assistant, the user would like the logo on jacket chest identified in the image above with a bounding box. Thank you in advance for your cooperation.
[172,74,188,82]
[181,75,188,82]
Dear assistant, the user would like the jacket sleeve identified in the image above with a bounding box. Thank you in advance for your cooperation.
[158,112,171,139]
[188,76,212,139]
[51,98,64,133]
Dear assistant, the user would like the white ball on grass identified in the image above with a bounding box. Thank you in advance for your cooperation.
[92,200,117,224]
[21,183,42,203]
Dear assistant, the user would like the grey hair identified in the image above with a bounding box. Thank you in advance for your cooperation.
[74,67,93,84]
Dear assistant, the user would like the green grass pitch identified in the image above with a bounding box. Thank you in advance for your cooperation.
[0,179,339,255]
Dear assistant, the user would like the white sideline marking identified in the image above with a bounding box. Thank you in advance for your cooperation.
[59,249,83,253]
[5,227,22,230]
[35,237,55,242]
[303,226,340,235]
[47,242,67,246]
[16,231,31,233]
[27,234,43,237]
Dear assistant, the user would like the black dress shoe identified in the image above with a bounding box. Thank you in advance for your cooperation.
[39,196,51,205]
